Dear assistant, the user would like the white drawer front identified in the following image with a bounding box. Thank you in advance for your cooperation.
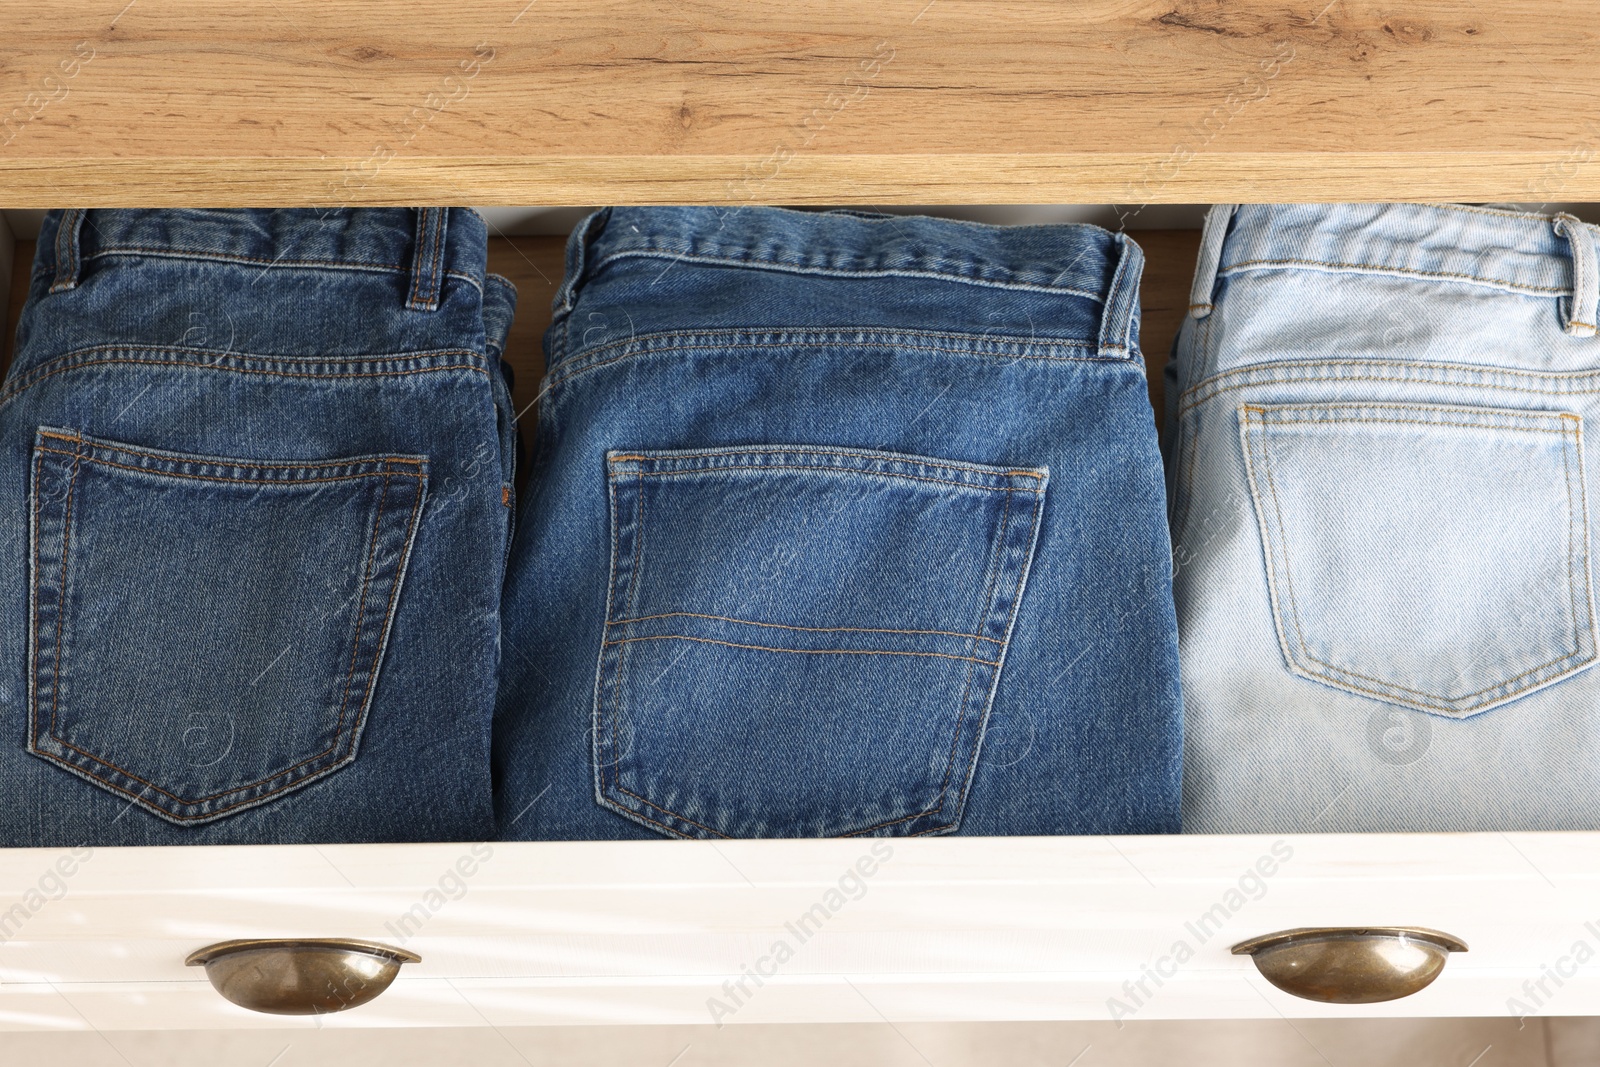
[1,833,1595,1029]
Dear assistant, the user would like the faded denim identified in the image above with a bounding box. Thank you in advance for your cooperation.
[0,208,516,845]
[496,206,1182,840]
[1171,202,1600,833]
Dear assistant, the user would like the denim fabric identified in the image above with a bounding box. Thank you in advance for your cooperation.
[0,208,516,845]
[496,206,1181,840]
[1170,202,1600,833]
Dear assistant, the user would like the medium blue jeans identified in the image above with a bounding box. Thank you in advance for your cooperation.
[0,208,516,845]
[495,207,1182,839]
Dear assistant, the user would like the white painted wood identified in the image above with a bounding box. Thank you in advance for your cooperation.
[0,832,1595,1030]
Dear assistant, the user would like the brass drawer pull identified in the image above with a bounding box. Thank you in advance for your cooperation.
[1231,927,1468,1004]
[186,938,421,1015]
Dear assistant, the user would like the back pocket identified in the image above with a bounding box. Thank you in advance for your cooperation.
[28,428,427,823]
[596,445,1047,839]
[1239,402,1598,716]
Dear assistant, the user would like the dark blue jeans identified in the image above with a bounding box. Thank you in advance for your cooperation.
[0,208,516,844]
[495,207,1182,839]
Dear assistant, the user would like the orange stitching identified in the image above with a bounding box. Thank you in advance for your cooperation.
[74,243,478,286]
[18,340,484,372]
[615,784,730,838]
[1241,401,1576,425]
[637,466,1043,494]
[1251,417,1573,434]
[976,487,1043,763]
[1219,255,1568,293]
[46,436,422,472]
[409,214,429,307]
[1179,359,1600,417]
[1572,420,1600,650]
[333,473,390,764]
[936,486,1012,814]
[606,611,1003,644]
[35,467,420,812]
[1248,410,1591,708]
[548,337,1120,391]
[1,358,488,409]
[602,634,1000,666]
[48,446,81,739]
[600,475,623,802]
[610,448,1044,482]
[344,470,426,759]
[1560,420,1584,646]
[41,739,344,817]
[841,805,945,836]
[35,448,425,487]
[30,451,45,747]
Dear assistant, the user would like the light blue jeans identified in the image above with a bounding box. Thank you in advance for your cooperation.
[1170,202,1600,833]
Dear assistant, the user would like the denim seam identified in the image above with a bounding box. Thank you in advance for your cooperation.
[333,473,390,766]
[1572,420,1600,650]
[594,449,1038,839]
[1181,360,1600,418]
[608,611,1003,643]
[1218,256,1569,295]
[45,447,81,742]
[563,330,1113,362]
[584,248,1107,302]
[43,247,484,293]
[1172,311,1217,549]
[39,430,425,474]
[636,467,1044,494]
[34,449,425,487]
[1251,418,1573,433]
[2,352,489,409]
[613,447,1045,483]
[1249,404,1588,703]
[936,486,1013,824]
[1560,421,1583,639]
[40,467,420,808]
[29,438,425,817]
[1243,405,1594,710]
[547,333,1118,392]
[602,635,1000,667]
[596,473,623,823]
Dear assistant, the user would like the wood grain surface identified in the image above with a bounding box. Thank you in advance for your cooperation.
[1,2,1597,204]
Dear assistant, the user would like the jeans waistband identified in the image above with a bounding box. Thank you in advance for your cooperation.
[36,208,489,313]
[557,206,1146,359]
[1190,203,1600,337]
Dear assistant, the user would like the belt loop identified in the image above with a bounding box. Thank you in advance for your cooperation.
[555,207,613,314]
[1555,213,1599,338]
[1188,203,1237,320]
[407,207,448,312]
[49,209,88,293]
[1098,231,1145,359]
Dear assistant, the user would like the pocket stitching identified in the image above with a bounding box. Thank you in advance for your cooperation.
[1243,405,1597,711]
[608,611,1004,643]
[29,435,426,819]
[595,449,1044,838]
[635,465,1045,495]
[930,486,1014,828]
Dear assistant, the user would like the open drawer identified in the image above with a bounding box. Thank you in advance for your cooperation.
[1,215,1595,1031]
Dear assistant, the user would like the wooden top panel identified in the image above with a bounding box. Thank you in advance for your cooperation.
[1,2,1596,205]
